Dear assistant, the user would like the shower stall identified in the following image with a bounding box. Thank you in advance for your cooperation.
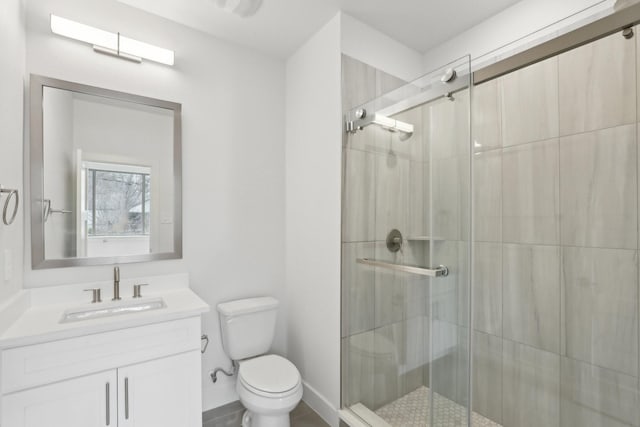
[341,8,640,427]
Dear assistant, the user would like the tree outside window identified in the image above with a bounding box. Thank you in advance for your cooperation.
[86,168,150,236]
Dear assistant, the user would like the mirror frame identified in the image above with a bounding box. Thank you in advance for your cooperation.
[29,74,182,269]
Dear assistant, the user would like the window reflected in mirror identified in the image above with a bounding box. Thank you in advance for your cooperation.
[83,163,151,257]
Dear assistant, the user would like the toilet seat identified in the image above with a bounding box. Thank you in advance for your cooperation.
[239,354,301,398]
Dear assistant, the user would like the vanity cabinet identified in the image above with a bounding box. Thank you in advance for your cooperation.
[1,317,202,427]
[116,351,200,426]
[3,370,118,427]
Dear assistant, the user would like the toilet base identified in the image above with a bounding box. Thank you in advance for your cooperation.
[242,410,290,427]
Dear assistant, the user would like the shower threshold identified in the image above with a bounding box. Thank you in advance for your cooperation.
[349,386,500,427]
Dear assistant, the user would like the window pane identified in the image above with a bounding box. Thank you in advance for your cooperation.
[90,170,148,236]
[86,170,94,235]
[144,174,151,234]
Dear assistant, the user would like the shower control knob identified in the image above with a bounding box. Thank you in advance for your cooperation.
[355,108,367,119]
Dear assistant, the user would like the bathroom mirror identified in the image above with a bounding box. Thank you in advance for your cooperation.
[30,75,182,268]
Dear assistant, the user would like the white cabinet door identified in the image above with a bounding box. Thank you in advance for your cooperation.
[118,351,201,427]
[2,370,117,427]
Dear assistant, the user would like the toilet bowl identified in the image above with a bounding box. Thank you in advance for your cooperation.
[236,354,303,427]
[217,297,303,427]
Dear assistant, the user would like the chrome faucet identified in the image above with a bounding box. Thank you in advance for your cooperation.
[112,266,121,301]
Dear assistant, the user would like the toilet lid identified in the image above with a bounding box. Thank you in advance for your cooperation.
[239,354,300,394]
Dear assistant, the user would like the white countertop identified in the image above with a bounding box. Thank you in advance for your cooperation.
[0,273,209,348]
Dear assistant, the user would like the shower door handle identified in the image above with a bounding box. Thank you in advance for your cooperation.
[356,258,449,277]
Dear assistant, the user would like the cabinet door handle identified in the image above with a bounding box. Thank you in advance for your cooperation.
[125,377,129,419]
[105,382,110,426]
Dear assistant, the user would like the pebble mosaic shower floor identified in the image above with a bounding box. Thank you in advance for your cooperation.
[374,386,500,427]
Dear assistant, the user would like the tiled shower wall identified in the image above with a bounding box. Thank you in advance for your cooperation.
[341,54,428,411]
[341,54,472,414]
[472,29,640,426]
[343,25,640,427]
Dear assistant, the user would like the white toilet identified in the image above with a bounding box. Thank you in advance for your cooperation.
[217,297,303,427]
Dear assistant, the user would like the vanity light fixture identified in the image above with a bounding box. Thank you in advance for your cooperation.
[50,15,175,66]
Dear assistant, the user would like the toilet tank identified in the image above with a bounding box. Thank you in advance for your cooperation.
[217,297,279,361]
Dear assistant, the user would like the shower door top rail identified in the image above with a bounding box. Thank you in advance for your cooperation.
[356,258,449,277]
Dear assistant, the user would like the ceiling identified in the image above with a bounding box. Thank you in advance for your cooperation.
[116,0,523,58]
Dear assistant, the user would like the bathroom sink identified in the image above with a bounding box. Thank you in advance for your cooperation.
[60,297,166,323]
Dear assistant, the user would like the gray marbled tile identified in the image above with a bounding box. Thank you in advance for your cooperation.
[431,156,462,241]
[562,246,638,376]
[374,151,410,241]
[341,242,376,337]
[560,357,640,427]
[559,124,637,250]
[499,57,559,146]
[431,241,464,326]
[342,148,375,242]
[474,149,501,243]
[473,242,502,336]
[342,332,375,408]
[342,55,376,113]
[431,323,470,407]
[403,243,428,320]
[503,244,560,353]
[473,331,503,424]
[502,340,560,427]
[559,31,636,136]
[424,90,471,161]
[456,240,471,328]
[376,69,407,98]
[373,322,407,408]
[408,160,427,239]
[638,23,640,122]
[502,138,560,245]
[472,79,502,152]
[402,316,427,393]
[373,242,406,328]
[372,241,429,328]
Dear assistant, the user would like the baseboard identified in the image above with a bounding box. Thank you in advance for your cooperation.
[302,380,340,427]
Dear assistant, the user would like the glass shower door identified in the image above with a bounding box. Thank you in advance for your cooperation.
[425,57,472,427]
[341,55,472,426]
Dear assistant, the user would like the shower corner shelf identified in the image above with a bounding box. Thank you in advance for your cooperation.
[406,236,445,242]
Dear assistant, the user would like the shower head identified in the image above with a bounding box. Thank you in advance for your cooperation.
[346,109,414,138]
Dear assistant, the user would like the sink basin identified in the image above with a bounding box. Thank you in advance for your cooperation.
[60,297,166,323]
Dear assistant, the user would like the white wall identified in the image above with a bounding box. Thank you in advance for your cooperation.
[341,13,423,82]
[24,0,286,411]
[423,0,616,71]
[285,13,342,426]
[0,0,25,304]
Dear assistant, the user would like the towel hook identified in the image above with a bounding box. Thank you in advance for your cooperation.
[0,187,19,226]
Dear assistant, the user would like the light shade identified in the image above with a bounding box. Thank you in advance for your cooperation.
[120,36,174,66]
[51,15,117,50]
[50,14,174,66]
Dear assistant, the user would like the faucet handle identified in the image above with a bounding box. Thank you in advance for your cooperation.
[133,283,149,298]
[84,288,102,304]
